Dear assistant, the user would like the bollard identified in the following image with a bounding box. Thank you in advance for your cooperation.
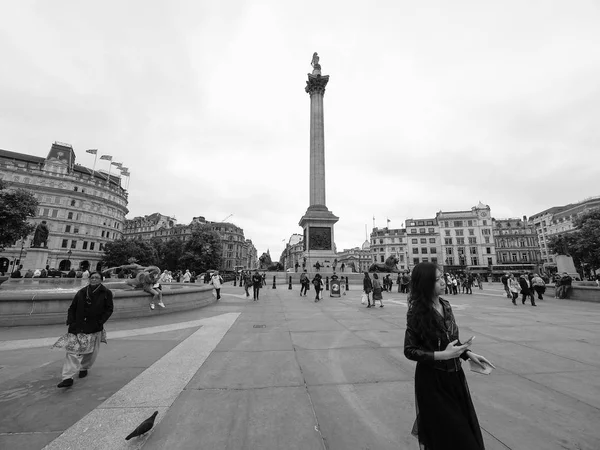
[272,275,277,289]
[325,276,329,291]
[345,276,349,291]
[288,276,292,290]
[234,276,237,287]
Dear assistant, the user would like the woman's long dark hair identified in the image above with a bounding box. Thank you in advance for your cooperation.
[407,262,441,340]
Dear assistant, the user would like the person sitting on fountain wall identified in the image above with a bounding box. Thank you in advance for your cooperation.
[10,265,23,278]
[67,268,76,278]
[55,272,114,388]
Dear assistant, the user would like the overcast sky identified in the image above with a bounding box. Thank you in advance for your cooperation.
[1,1,599,259]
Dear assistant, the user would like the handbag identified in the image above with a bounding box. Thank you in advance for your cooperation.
[361,293,368,305]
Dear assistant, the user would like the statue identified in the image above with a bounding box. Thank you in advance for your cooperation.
[32,221,49,248]
[259,252,272,270]
[311,52,321,74]
[369,255,400,273]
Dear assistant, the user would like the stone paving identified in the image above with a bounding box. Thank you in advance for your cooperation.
[0,283,599,449]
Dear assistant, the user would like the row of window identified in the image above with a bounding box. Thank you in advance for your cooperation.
[441,220,488,227]
[412,247,438,254]
[61,239,104,251]
[445,247,493,255]
[410,228,436,234]
[408,220,435,226]
[498,252,537,262]
[444,237,480,245]
[444,257,492,266]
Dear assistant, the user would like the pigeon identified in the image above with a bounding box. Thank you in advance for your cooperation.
[125,411,158,440]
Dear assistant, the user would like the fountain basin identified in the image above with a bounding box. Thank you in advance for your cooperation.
[0,282,216,326]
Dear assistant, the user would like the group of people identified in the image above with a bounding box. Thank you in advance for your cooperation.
[442,273,484,295]
[238,270,266,300]
[501,272,547,306]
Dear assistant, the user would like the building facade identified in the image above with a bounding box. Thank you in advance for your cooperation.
[530,196,600,264]
[123,215,257,270]
[405,217,441,271]
[492,217,541,272]
[0,143,129,273]
[369,227,408,271]
[336,241,372,273]
[436,202,496,274]
[280,234,304,271]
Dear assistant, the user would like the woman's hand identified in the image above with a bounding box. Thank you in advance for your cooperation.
[468,352,496,369]
[443,340,471,360]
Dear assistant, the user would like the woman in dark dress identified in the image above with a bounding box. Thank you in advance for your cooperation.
[363,272,373,308]
[404,262,495,449]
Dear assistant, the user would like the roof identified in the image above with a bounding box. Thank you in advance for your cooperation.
[0,149,45,164]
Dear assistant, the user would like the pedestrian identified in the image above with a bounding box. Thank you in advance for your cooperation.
[451,276,458,295]
[531,273,546,301]
[363,272,373,307]
[315,261,321,272]
[404,262,494,449]
[312,273,323,302]
[557,272,572,299]
[397,272,402,293]
[519,274,536,306]
[182,269,191,283]
[372,273,384,308]
[300,271,309,296]
[81,268,90,280]
[252,270,262,300]
[501,272,511,298]
[54,272,114,388]
[211,271,224,300]
[341,263,345,273]
[508,273,520,305]
[401,271,410,294]
[243,271,251,297]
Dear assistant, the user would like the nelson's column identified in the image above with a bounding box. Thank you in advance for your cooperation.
[299,52,339,272]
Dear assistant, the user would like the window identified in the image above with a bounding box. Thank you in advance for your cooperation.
[445,230,450,236]
[444,221,449,227]
[455,229,464,236]
[70,240,77,249]
[420,238,427,244]
[411,229,417,234]
[453,221,463,227]
[43,208,50,216]
[68,212,73,220]
[468,237,477,244]
[484,236,490,244]
[502,253,508,262]
[101,231,105,237]
[467,220,473,226]
[391,247,395,251]
[412,248,419,254]
[65,225,71,233]
[380,248,384,252]
[483,220,487,226]
[411,238,418,244]
[71,200,76,206]
[482,229,491,235]
[99,243,104,251]
[83,241,88,250]
[428,228,434,233]
[90,242,95,250]
[52,209,58,218]
[486,247,491,254]
[471,257,479,265]
[511,253,518,262]
[73,186,78,191]
[399,254,404,262]
[418,221,425,226]
[487,257,492,265]
[522,253,528,262]
[470,246,477,255]
[422,258,429,263]
[379,239,384,244]
[431,257,438,264]
[468,229,474,235]
[419,228,426,234]
[447,257,454,265]
[61,239,68,248]
[430,247,437,254]
[380,255,385,262]
[446,247,453,255]
[429,238,436,243]
[458,247,465,255]
[413,258,420,265]
[457,238,465,245]
[421,248,428,254]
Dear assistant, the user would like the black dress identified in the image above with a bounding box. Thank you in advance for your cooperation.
[404,298,485,450]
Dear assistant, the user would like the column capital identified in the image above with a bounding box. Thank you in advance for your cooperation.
[305,73,330,95]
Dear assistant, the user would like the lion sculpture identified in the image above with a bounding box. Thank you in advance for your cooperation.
[369,255,400,273]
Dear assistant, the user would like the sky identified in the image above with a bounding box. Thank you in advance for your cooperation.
[1,1,599,260]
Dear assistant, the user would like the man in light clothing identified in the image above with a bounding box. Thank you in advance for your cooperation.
[211,271,224,300]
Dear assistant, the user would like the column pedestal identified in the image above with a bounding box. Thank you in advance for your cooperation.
[23,248,49,271]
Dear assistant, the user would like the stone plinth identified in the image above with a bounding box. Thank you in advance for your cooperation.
[22,248,49,271]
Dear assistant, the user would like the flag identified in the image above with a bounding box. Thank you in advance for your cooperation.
[100,155,112,161]
[111,161,122,168]
[86,149,98,155]
[387,218,391,224]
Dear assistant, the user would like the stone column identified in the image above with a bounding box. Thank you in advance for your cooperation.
[305,73,329,208]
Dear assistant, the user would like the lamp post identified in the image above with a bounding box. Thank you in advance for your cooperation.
[67,249,72,270]
[11,238,25,275]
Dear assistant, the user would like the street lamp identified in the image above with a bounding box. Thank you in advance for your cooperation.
[11,238,25,274]
[67,249,72,270]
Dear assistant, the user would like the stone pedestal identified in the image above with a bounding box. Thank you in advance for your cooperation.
[23,248,49,271]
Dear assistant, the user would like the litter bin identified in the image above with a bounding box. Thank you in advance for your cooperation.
[330,278,341,297]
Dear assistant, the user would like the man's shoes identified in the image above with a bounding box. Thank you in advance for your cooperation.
[522,300,525,304]
[380,305,384,308]
[150,303,155,310]
[57,378,74,388]
[532,303,537,307]
[78,370,88,378]
[158,302,166,308]
[512,301,516,305]
[366,305,371,308]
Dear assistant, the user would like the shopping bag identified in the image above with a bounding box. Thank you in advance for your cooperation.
[361,293,368,305]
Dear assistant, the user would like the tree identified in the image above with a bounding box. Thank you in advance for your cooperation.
[178,225,222,273]
[547,209,600,275]
[151,237,183,271]
[0,180,38,251]
[102,238,159,268]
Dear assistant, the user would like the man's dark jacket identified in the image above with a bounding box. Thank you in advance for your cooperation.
[67,284,114,334]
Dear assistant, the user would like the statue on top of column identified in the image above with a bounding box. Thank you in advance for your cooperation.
[311,52,321,75]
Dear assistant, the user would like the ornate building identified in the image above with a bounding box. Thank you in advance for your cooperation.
[530,196,600,263]
[0,143,129,273]
[369,227,408,271]
[405,217,441,270]
[123,215,257,271]
[280,234,304,271]
[492,217,541,272]
[436,202,496,274]
[336,241,372,273]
